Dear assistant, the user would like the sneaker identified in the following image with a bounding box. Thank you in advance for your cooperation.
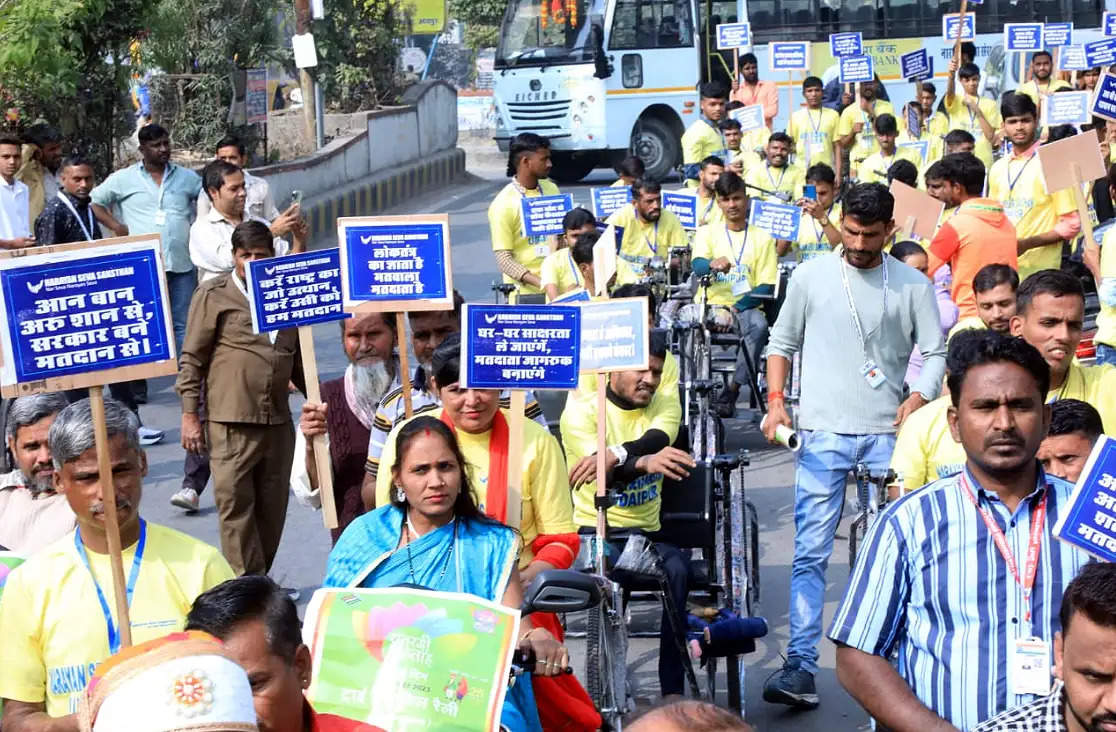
[170,487,199,513]
[762,659,819,709]
[138,426,164,446]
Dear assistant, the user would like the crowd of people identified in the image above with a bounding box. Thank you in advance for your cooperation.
[1,42,1116,732]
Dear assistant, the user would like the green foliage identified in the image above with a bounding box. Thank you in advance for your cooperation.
[450,0,504,50]
[312,0,408,111]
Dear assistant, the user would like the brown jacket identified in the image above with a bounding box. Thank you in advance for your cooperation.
[176,272,305,424]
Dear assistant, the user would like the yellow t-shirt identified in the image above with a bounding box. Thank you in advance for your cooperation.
[0,523,234,717]
[604,205,688,285]
[487,179,562,295]
[539,248,583,300]
[941,95,1002,170]
[947,315,986,342]
[744,163,805,203]
[691,222,778,306]
[838,100,896,160]
[855,145,924,186]
[1050,362,1116,435]
[571,351,681,437]
[610,178,628,188]
[682,118,728,167]
[793,202,842,262]
[1015,79,1073,106]
[1096,226,1116,348]
[988,148,1075,280]
[375,407,575,568]
[889,395,965,492]
[898,111,949,167]
[560,380,682,531]
[788,107,840,169]
[697,192,724,227]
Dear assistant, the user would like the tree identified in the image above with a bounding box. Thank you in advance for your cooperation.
[449,0,505,50]
[312,0,409,112]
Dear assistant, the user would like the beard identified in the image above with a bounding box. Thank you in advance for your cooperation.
[351,360,392,415]
[22,467,54,496]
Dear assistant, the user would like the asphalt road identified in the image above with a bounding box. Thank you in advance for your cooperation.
[132,156,872,730]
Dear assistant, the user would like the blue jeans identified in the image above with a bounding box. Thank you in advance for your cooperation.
[787,430,896,675]
[1096,342,1116,367]
[166,269,197,353]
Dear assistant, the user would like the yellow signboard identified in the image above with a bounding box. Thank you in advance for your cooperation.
[407,0,447,34]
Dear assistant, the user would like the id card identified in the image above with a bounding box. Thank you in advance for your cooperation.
[1009,637,1051,696]
[154,209,167,226]
[731,277,752,297]
[860,360,886,389]
[534,244,551,258]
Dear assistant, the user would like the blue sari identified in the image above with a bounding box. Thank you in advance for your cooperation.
[323,505,541,732]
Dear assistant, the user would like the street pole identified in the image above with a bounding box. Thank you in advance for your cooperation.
[294,0,318,150]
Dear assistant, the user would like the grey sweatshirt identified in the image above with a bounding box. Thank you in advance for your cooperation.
[766,252,945,435]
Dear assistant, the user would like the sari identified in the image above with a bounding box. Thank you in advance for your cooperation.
[323,505,541,732]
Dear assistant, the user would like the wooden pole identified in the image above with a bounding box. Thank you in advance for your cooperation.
[594,373,608,572]
[298,327,337,530]
[505,390,525,530]
[88,387,132,649]
[395,312,413,418]
[952,0,969,61]
[1071,163,1098,250]
[294,0,318,151]
[904,214,918,241]
[733,49,740,95]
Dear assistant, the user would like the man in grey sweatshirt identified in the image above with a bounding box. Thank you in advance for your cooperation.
[761,182,946,709]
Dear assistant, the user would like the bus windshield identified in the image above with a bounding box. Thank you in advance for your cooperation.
[496,0,602,67]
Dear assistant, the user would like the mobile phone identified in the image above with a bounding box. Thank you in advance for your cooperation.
[289,190,303,207]
[803,184,817,201]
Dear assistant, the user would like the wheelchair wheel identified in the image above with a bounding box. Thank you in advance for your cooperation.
[742,499,761,614]
[848,513,867,574]
[586,587,629,730]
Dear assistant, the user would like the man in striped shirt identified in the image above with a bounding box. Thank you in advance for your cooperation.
[830,329,1091,731]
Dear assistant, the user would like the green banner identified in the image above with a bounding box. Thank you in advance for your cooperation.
[304,587,520,731]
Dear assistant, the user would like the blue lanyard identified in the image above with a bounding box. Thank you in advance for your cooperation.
[765,163,787,192]
[75,518,147,654]
[726,224,750,269]
[566,250,580,283]
[806,109,822,135]
[643,218,658,255]
[1007,154,1036,197]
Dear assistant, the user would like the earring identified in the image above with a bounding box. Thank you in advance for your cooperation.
[395,485,405,502]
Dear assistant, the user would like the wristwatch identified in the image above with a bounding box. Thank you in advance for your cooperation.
[608,445,628,465]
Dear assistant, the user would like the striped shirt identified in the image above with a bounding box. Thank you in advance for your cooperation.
[829,467,1090,731]
[972,681,1066,731]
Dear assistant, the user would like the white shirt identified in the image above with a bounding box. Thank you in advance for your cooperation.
[0,177,31,240]
[196,170,279,222]
[0,471,76,555]
[188,207,289,282]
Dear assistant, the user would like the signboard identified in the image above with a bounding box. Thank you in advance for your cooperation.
[839,55,874,85]
[1104,10,1116,37]
[905,103,922,138]
[900,49,931,81]
[304,587,518,732]
[591,187,632,220]
[246,248,347,333]
[405,0,448,33]
[1004,23,1045,52]
[889,180,945,241]
[553,288,590,303]
[1094,72,1116,123]
[769,42,810,71]
[245,68,268,124]
[729,104,765,132]
[1036,129,1106,192]
[828,32,862,58]
[337,215,454,312]
[577,297,649,373]
[662,190,699,230]
[899,140,931,162]
[1042,91,1091,127]
[1060,45,1089,72]
[459,304,580,390]
[748,200,802,240]
[1085,38,1116,69]
[520,194,573,238]
[1044,22,1073,47]
[0,237,176,396]
[593,226,618,296]
[1053,436,1116,562]
[715,22,752,50]
[942,13,976,42]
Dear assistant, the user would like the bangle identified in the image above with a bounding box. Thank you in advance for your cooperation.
[767,391,785,403]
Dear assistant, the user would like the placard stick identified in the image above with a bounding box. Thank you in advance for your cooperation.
[904,214,919,240]
[88,387,132,648]
[1072,70,1079,87]
[1071,163,1099,251]
[298,327,338,530]
[395,312,414,418]
[594,374,608,572]
[952,0,969,60]
[505,390,526,530]
[733,49,740,87]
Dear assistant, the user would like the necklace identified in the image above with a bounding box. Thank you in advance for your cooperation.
[403,514,456,586]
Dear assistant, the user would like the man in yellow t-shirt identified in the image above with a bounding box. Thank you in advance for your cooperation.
[788,77,840,175]
[695,156,725,227]
[488,133,562,298]
[745,133,804,203]
[682,81,730,188]
[560,330,693,698]
[856,114,923,185]
[987,93,1080,281]
[837,80,895,170]
[783,163,842,261]
[942,60,1002,170]
[605,179,688,286]
[540,207,596,301]
[889,392,965,492]
[1015,50,1072,106]
[0,399,233,722]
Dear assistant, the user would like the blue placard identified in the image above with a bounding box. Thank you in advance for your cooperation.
[341,220,450,304]
[0,242,172,384]
[942,13,975,42]
[1043,22,1072,47]
[553,288,591,304]
[1060,45,1089,71]
[591,187,632,220]
[1085,38,1116,68]
[749,199,801,240]
[1092,73,1116,122]
[829,32,862,58]
[662,191,698,230]
[905,104,922,138]
[460,304,580,389]
[715,22,751,50]
[521,194,573,238]
[899,140,930,162]
[899,49,931,81]
[1053,436,1116,562]
[769,42,809,71]
[246,248,347,333]
[838,55,874,85]
[1105,11,1116,37]
[578,297,649,373]
[1044,90,1091,126]
[1004,23,1044,52]
[729,104,765,132]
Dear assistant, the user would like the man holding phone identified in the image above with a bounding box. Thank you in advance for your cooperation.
[778,163,842,262]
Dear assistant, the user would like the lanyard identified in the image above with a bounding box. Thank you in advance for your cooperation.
[701,195,717,224]
[75,518,147,654]
[140,163,171,211]
[726,224,750,270]
[839,254,887,357]
[702,117,728,152]
[764,163,787,193]
[812,203,835,241]
[638,206,658,254]
[566,250,581,284]
[56,191,95,241]
[807,109,822,136]
[510,178,539,197]
[959,473,1046,623]
[1007,153,1036,197]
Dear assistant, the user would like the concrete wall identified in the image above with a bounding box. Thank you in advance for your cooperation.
[402,82,459,157]
[367,107,421,172]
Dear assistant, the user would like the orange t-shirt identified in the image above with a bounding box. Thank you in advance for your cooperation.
[928,198,1018,319]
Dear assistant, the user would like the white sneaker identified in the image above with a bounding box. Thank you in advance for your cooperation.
[170,487,199,513]
[138,426,164,446]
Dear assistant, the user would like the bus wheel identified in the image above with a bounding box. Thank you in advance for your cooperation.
[632,117,680,182]
[549,152,598,183]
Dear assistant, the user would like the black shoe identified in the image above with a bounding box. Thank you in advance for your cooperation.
[762,659,819,709]
[714,390,738,419]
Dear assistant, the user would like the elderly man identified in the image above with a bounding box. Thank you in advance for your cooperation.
[0,393,74,554]
[0,398,232,730]
[293,312,399,542]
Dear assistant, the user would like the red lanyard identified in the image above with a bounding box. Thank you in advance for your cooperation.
[959,473,1047,623]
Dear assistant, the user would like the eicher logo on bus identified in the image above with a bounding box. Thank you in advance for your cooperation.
[514,91,560,102]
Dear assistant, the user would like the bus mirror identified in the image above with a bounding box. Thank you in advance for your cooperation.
[592,24,612,79]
